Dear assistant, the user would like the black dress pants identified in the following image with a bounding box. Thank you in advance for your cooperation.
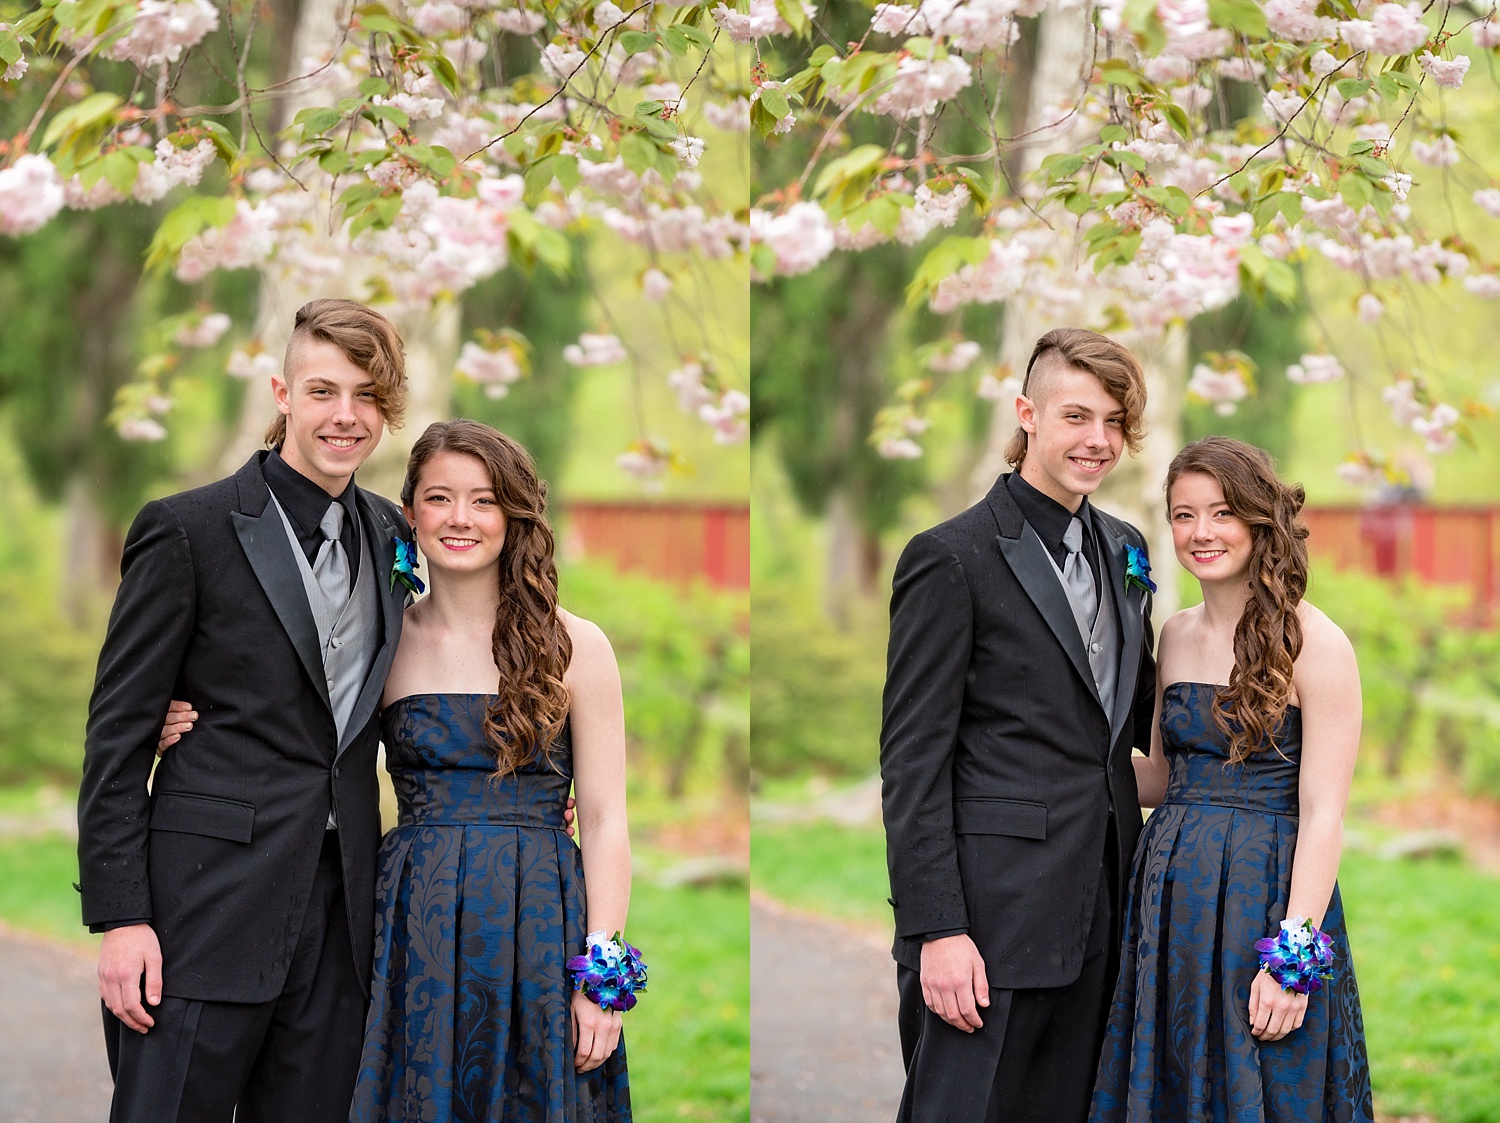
[896,832,1121,1123]
[103,831,367,1123]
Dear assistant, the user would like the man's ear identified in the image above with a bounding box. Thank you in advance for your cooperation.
[271,372,292,417]
[1015,392,1039,436]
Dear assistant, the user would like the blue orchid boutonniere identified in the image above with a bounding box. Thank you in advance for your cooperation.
[1124,544,1156,596]
[390,536,425,596]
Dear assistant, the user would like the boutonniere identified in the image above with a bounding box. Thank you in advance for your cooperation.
[390,536,425,595]
[1124,543,1156,596]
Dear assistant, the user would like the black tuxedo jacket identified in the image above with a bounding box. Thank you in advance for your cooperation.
[78,452,409,1004]
[880,473,1156,990]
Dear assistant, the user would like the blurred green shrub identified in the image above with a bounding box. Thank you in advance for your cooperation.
[1310,566,1500,793]
[750,581,885,780]
[560,561,748,801]
[0,583,95,783]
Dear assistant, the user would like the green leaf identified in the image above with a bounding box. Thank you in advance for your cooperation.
[951,166,991,210]
[905,235,991,307]
[619,29,656,55]
[634,100,665,116]
[1064,190,1092,215]
[1355,156,1390,179]
[759,87,790,119]
[680,24,714,51]
[1105,149,1147,173]
[811,144,885,199]
[41,92,121,151]
[1039,152,1086,183]
[660,25,690,56]
[1207,0,1267,37]
[337,180,386,212]
[429,52,459,96]
[293,106,343,136]
[197,120,240,163]
[1086,220,1122,247]
[359,76,392,97]
[348,192,402,237]
[1339,172,1373,210]
[0,29,22,65]
[774,0,809,34]
[1263,259,1298,304]
[751,99,778,140]
[1098,62,1144,90]
[1347,139,1376,157]
[145,194,237,270]
[1099,124,1128,144]
[1163,103,1191,140]
[508,210,572,276]
[99,149,140,195]
[319,148,353,175]
[620,132,657,176]
[1335,77,1372,100]
[523,153,580,204]
[808,44,838,67]
[363,104,411,129]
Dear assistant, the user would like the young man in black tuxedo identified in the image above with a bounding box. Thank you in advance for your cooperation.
[881,328,1158,1123]
[78,299,413,1123]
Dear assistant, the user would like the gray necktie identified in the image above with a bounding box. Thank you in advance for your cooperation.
[314,502,351,613]
[1062,517,1098,636]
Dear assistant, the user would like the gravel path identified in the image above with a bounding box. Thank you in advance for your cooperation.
[0,925,113,1122]
[750,895,905,1123]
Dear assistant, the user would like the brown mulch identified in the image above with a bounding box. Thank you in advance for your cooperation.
[1368,787,1500,873]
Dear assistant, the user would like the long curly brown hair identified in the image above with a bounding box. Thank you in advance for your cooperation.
[402,420,572,773]
[1166,437,1309,764]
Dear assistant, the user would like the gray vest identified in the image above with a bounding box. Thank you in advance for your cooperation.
[1039,524,1120,725]
[268,494,382,745]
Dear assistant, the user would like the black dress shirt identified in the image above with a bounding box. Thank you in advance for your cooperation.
[263,449,362,584]
[1006,470,1101,589]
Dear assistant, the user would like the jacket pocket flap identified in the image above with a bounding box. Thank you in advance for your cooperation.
[953,798,1047,839]
[150,792,255,843]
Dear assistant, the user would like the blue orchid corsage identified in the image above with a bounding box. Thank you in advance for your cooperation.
[1124,543,1156,596]
[567,931,648,1012]
[1255,915,1335,995]
[390,536,425,596]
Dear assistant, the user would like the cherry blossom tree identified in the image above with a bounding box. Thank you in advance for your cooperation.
[0,0,751,482]
[746,0,1499,505]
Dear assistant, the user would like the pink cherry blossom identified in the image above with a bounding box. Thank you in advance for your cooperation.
[668,364,714,413]
[878,437,924,459]
[1383,379,1424,426]
[174,312,231,348]
[1286,353,1344,384]
[1410,135,1459,166]
[1419,50,1469,89]
[1339,3,1429,56]
[1473,188,1500,217]
[671,136,705,168]
[227,348,281,381]
[929,238,1030,313]
[133,137,217,203]
[927,341,981,373]
[1463,274,1500,298]
[118,418,168,442]
[493,9,547,34]
[104,0,220,67]
[455,341,522,396]
[1357,293,1385,323]
[0,154,66,236]
[702,96,751,133]
[1187,363,1248,414]
[412,2,468,35]
[3,56,27,82]
[751,202,836,277]
[1474,20,1500,48]
[872,56,973,118]
[642,268,673,301]
[977,372,1022,407]
[564,333,628,366]
[1411,402,1460,453]
[1264,0,1336,42]
[711,0,791,42]
[872,3,928,36]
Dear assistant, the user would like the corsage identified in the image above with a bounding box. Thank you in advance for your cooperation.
[1254,915,1335,994]
[567,930,648,1012]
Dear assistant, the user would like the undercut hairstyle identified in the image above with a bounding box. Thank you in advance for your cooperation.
[1167,437,1310,765]
[266,298,408,449]
[401,420,572,775]
[1004,328,1148,469]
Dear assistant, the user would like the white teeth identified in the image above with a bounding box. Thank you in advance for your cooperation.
[324,437,358,448]
[441,538,478,547]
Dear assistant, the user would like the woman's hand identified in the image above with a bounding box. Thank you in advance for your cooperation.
[571,989,623,1072]
[157,699,197,756]
[1248,969,1309,1041]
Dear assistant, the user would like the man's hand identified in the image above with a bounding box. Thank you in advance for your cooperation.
[156,699,197,756]
[98,923,163,1033]
[1248,969,1308,1042]
[919,933,990,1032]
[571,990,623,1072]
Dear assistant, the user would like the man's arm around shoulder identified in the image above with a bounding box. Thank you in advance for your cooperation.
[78,498,198,1032]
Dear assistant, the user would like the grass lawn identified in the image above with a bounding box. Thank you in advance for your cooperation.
[0,831,748,1122]
[753,819,1500,1123]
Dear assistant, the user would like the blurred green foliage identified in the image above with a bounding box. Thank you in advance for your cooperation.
[560,561,749,802]
[750,579,884,780]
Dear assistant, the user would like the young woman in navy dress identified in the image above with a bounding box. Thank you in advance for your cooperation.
[1090,437,1373,1123]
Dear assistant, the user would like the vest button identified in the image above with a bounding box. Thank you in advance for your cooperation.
[1091,642,1101,653]
[330,637,342,649]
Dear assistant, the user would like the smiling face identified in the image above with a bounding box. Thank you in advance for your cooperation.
[404,450,508,577]
[1015,363,1127,510]
[1169,470,1253,585]
[272,339,385,495]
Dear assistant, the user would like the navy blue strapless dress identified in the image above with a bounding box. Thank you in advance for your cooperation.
[350,694,630,1123]
[1090,681,1372,1123]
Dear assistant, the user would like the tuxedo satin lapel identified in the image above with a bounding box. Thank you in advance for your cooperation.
[232,507,332,713]
[995,529,1099,703]
[338,494,405,756]
[1100,523,1146,740]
